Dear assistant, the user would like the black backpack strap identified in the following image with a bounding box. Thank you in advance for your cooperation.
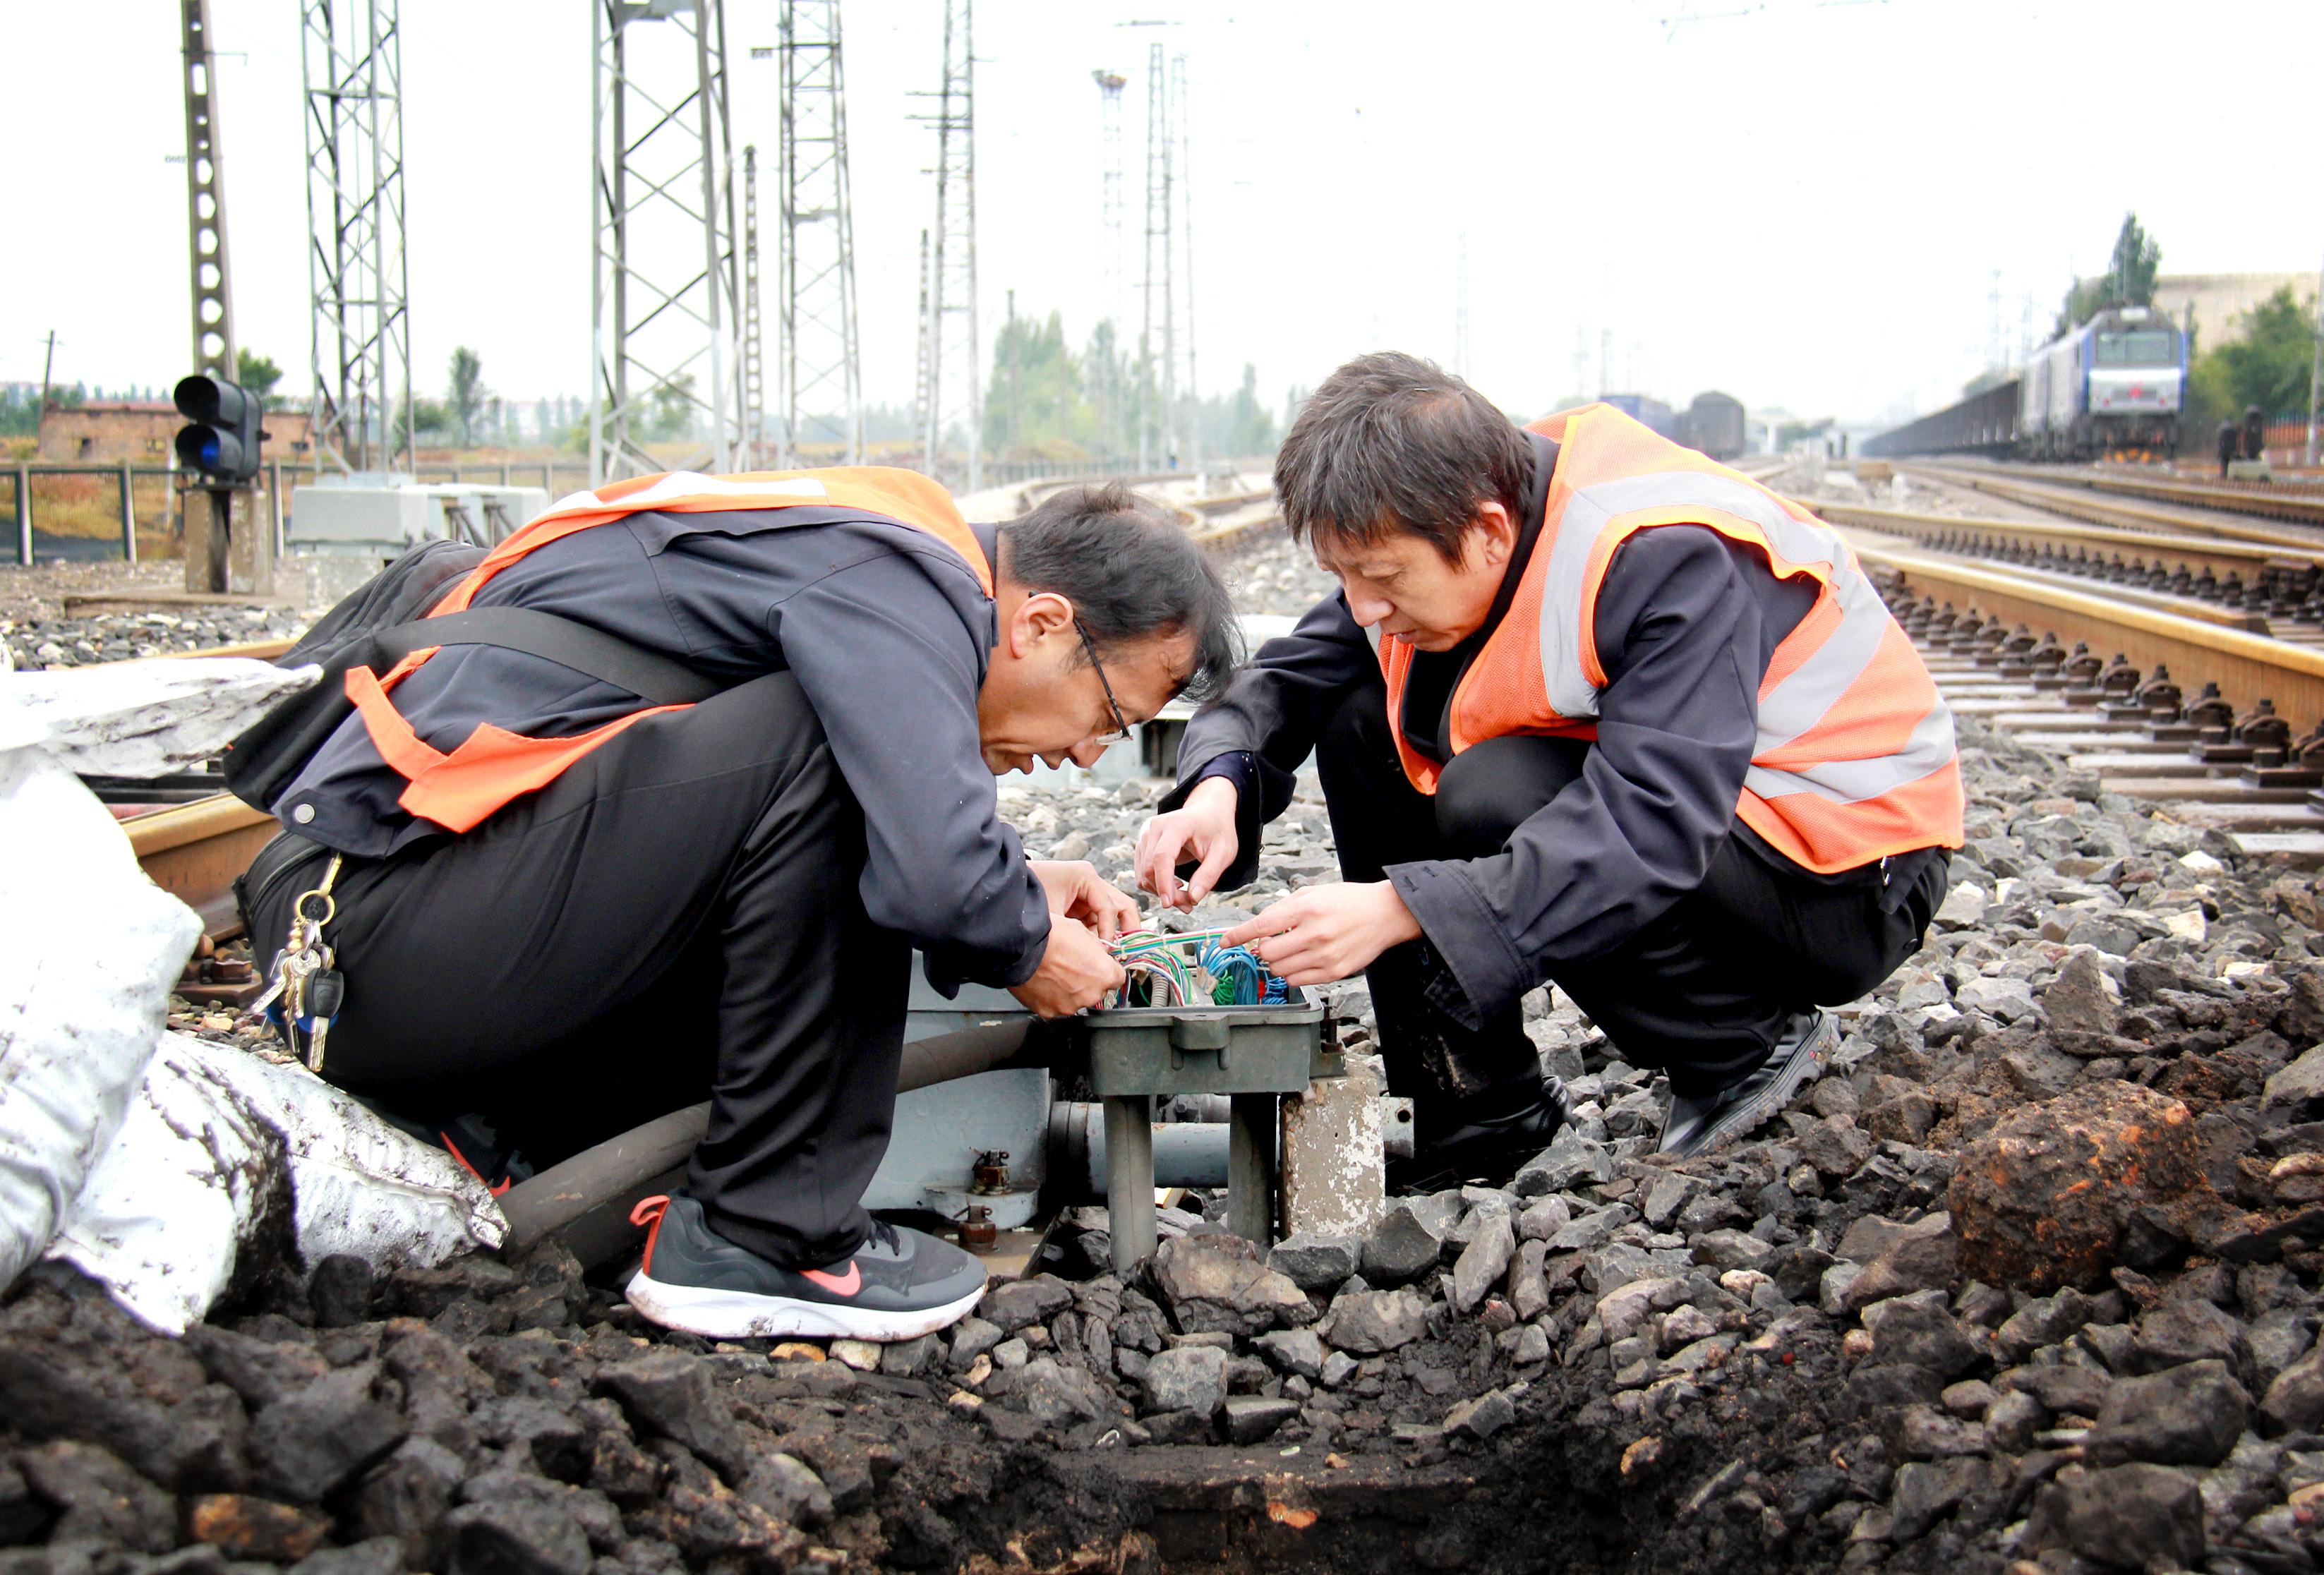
[371,608,723,705]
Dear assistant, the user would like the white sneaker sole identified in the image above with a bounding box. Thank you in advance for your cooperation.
[625,1270,988,1344]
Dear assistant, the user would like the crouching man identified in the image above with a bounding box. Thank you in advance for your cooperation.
[1136,354,1961,1181]
[240,473,1236,1341]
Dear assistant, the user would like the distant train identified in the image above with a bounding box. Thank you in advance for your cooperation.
[1865,305,2186,461]
[1601,390,1748,461]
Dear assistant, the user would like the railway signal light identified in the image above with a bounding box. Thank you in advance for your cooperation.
[172,374,263,483]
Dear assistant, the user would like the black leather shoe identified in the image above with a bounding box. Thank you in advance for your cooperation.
[1390,1076,1572,1192]
[1658,1010,1836,1159]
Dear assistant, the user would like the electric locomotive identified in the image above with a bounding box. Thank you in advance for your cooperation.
[2016,304,2186,460]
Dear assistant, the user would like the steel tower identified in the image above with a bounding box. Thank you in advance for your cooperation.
[1138,42,1171,471]
[1171,52,1197,470]
[915,0,980,488]
[1092,68,1126,459]
[778,0,863,464]
[741,143,765,466]
[590,0,745,483]
[300,0,411,473]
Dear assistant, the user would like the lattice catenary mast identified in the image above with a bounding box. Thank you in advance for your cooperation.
[590,0,745,483]
[1171,52,1197,471]
[778,0,863,464]
[741,143,765,466]
[915,0,980,488]
[301,0,411,474]
[1092,69,1126,459]
[1138,42,1170,470]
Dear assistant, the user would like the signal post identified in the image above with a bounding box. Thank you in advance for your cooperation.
[174,374,274,598]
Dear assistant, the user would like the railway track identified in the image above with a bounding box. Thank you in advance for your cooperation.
[1810,497,2324,644]
[1901,461,2324,552]
[1966,458,2324,529]
[1855,537,2324,851]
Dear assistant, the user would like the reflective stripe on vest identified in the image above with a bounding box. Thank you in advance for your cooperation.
[345,466,990,833]
[1378,405,1962,873]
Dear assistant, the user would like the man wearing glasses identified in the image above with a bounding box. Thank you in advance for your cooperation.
[240,474,1238,1341]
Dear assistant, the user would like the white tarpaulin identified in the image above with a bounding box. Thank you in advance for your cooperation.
[0,656,505,1333]
[49,1034,506,1334]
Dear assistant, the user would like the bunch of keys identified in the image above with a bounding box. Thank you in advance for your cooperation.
[247,855,348,1074]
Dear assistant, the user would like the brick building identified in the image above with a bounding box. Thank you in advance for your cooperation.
[35,401,313,465]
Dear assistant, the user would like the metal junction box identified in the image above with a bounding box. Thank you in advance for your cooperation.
[1084,991,1337,1097]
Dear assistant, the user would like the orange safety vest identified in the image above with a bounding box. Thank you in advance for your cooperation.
[1378,405,1963,873]
[346,466,991,835]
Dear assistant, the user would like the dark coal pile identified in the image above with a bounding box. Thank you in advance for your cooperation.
[8,521,2324,1572]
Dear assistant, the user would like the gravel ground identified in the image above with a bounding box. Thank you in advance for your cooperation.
[18,525,2324,1574]
[1,559,315,670]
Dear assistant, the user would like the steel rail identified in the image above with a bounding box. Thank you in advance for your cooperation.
[1968,459,2324,528]
[1855,541,2324,726]
[1812,497,2324,579]
[1904,463,2324,552]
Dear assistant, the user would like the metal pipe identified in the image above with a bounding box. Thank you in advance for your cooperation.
[1051,1101,1232,1195]
[500,1015,1040,1253]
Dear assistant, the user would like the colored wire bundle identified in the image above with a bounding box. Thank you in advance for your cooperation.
[1110,929,1198,1006]
[1196,941,1285,1006]
[1103,928,1287,1008]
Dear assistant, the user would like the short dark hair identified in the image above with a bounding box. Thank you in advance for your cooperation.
[1275,351,1531,564]
[997,481,1241,704]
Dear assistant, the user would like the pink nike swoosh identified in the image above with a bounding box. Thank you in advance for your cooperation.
[800,1263,861,1296]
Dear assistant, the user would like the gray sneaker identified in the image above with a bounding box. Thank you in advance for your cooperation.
[1656,1010,1837,1159]
[626,1193,987,1343]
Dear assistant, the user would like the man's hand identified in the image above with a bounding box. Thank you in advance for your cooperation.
[1134,776,1240,910]
[1222,881,1422,987]
[1028,859,1140,939]
[1009,916,1128,1017]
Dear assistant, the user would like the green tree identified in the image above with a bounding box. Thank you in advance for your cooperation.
[2206,286,2315,418]
[1223,363,1276,457]
[447,347,489,447]
[392,390,451,450]
[648,374,697,440]
[984,309,1092,455]
[234,349,284,410]
[2056,212,2162,335]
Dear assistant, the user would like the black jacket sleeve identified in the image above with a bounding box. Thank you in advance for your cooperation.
[770,554,1052,993]
[1383,527,1766,1029]
[1154,589,1375,889]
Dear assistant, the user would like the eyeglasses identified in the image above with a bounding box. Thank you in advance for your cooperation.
[1074,619,1133,744]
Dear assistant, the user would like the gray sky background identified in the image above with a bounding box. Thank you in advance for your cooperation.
[8,0,2322,431]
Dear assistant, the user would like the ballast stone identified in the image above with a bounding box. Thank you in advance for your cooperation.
[1151,1235,1313,1336]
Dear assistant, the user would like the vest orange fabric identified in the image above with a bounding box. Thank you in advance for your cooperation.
[1378,405,1963,874]
[346,466,991,835]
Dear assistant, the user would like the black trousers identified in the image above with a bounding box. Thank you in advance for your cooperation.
[1315,684,1946,1106]
[240,673,906,1269]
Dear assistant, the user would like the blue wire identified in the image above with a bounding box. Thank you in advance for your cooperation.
[1198,942,1279,1006]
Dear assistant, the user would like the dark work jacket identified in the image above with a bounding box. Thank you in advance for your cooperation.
[1166,436,1941,1030]
[274,509,1051,993]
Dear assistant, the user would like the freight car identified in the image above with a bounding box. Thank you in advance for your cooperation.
[1599,393,1677,438]
[1677,390,1746,460]
[1862,378,2019,459]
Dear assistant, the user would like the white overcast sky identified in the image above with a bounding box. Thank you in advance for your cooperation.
[7,0,2321,430]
